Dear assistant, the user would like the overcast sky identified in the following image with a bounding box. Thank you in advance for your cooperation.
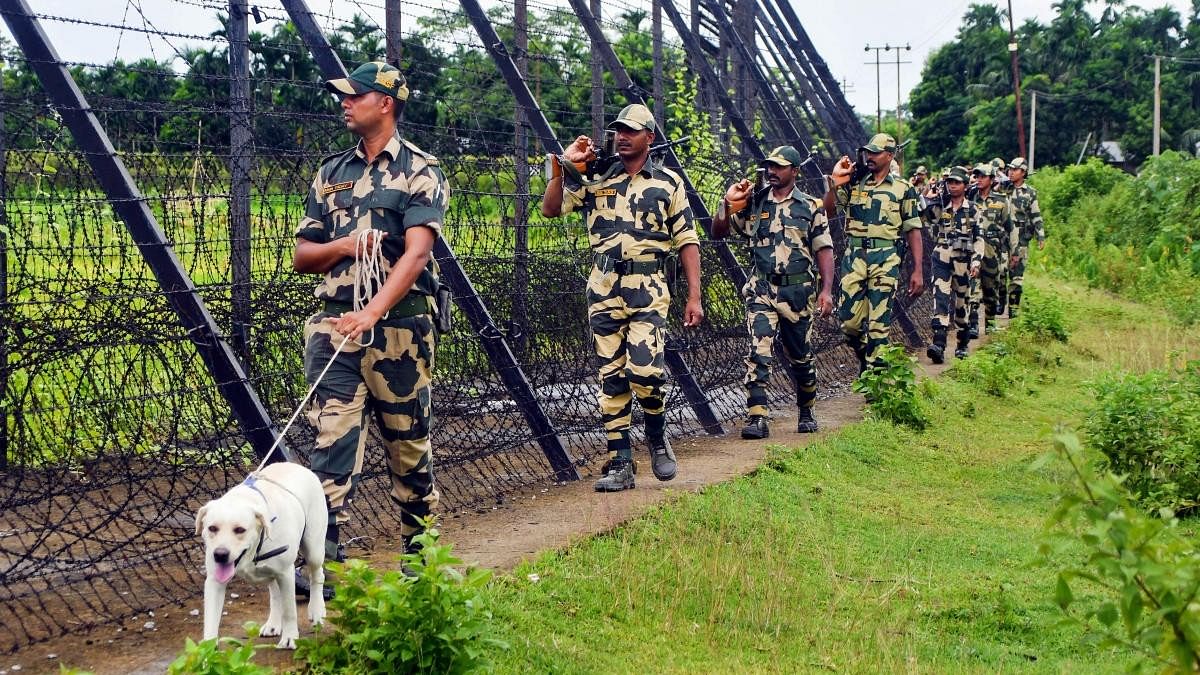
[7,0,1195,116]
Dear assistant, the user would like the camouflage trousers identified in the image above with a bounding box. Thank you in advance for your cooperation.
[968,240,1009,321]
[304,310,439,539]
[837,244,901,368]
[587,267,669,440]
[743,279,816,417]
[930,247,973,342]
[1009,243,1029,307]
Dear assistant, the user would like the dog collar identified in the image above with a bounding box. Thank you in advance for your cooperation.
[240,474,288,563]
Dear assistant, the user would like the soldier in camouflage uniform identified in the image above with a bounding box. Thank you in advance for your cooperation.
[711,146,835,439]
[923,166,983,362]
[292,62,449,590]
[824,133,925,372]
[1004,157,1045,317]
[541,104,704,492]
[966,164,1018,335]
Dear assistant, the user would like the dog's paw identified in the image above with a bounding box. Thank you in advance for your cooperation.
[261,622,282,637]
[276,635,297,650]
[309,605,326,627]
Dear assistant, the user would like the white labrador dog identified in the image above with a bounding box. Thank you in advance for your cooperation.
[195,461,327,648]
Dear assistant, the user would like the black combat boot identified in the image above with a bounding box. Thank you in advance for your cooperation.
[648,436,677,481]
[967,308,980,340]
[796,408,818,433]
[594,458,635,492]
[295,538,342,601]
[954,335,970,359]
[926,329,947,364]
[741,414,769,439]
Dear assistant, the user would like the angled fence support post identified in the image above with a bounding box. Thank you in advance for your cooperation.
[279,0,580,480]
[0,0,291,463]
[0,66,6,470]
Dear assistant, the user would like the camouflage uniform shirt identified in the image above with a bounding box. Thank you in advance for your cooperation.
[976,191,1018,258]
[728,186,833,286]
[1008,183,1045,246]
[295,134,449,302]
[561,158,700,258]
[932,199,985,267]
[840,173,923,240]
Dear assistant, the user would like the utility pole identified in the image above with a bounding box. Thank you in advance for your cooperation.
[1029,90,1036,171]
[864,43,900,133]
[893,43,911,166]
[1153,54,1161,156]
[1006,0,1027,157]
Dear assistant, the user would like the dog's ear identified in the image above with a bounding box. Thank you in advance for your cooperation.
[253,505,271,541]
[195,504,209,536]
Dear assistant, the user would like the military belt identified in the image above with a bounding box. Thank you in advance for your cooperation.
[593,254,666,276]
[766,272,809,287]
[322,294,432,322]
[846,235,895,250]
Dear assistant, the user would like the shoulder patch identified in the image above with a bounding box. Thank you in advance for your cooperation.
[401,138,439,166]
[318,147,353,167]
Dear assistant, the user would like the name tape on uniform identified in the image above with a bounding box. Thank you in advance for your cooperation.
[594,188,618,197]
[321,181,354,196]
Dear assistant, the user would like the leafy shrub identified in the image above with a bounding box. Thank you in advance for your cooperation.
[1039,431,1200,671]
[1030,154,1200,324]
[1083,361,1200,515]
[168,623,272,675]
[852,344,929,430]
[1009,288,1069,343]
[951,342,1022,397]
[295,520,507,675]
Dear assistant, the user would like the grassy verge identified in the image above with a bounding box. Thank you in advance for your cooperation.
[480,274,1200,673]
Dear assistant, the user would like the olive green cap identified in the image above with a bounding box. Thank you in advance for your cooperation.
[946,166,969,182]
[914,165,929,175]
[972,163,995,177]
[607,104,656,132]
[859,132,897,153]
[325,61,409,101]
[1009,157,1029,170]
[760,145,803,167]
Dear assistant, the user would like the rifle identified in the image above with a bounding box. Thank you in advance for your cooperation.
[545,135,692,187]
[849,138,912,185]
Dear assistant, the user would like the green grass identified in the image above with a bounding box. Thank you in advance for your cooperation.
[477,274,1200,673]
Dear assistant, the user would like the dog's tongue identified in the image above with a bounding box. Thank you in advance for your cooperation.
[214,562,236,584]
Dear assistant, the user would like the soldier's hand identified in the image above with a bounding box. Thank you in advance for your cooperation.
[1038,239,1046,250]
[563,135,594,164]
[341,229,387,258]
[816,290,834,317]
[908,269,924,298]
[1009,254,1020,269]
[830,156,853,186]
[969,263,981,279]
[725,179,752,203]
[326,309,380,341]
[683,298,704,328]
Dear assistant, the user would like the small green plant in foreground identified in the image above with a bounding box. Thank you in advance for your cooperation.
[167,623,272,675]
[1084,360,1200,515]
[1039,431,1200,671]
[295,520,507,675]
[1011,288,1071,343]
[952,342,1023,397]
[852,344,929,430]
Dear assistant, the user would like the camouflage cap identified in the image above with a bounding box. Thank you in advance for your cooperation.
[607,104,656,133]
[991,156,1006,169]
[760,145,803,167]
[972,163,995,177]
[945,166,969,183]
[325,61,409,101]
[940,167,951,178]
[914,165,929,175]
[1009,156,1028,170]
[860,132,897,153]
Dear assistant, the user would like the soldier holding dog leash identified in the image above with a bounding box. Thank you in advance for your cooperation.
[292,61,449,594]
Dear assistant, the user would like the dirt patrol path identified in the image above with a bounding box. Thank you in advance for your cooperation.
[7,336,973,675]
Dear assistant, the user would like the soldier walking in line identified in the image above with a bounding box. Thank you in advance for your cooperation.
[967,163,1018,335]
[923,166,983,363]
[711,146,835,439]
[292,62,449,593]
[1005,157,1045,317]
[824,133,925,373]
[541,104,704,492]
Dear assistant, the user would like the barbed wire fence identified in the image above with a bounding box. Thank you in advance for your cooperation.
[0,0,933,654]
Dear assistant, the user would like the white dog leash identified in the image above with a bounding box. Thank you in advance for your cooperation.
[252,229,388,474]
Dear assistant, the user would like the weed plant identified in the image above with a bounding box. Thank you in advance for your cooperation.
[294,520,507,675]
[852,343,929,429]
[167,623,272,675]
[1084,360,1200,515]
[1040,432,1200,671]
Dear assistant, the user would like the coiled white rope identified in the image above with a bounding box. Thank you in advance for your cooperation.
[255,229,385,472]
